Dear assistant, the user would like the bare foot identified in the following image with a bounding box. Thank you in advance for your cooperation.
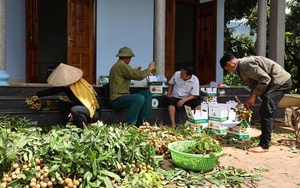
[171,124,176,129]
[247,146,269,153]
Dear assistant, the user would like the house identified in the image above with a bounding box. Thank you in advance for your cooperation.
[0,0,285,86]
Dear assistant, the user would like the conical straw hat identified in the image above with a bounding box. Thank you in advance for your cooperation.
[47,63,83,86]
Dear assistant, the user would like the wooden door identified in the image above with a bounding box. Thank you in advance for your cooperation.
[26,0,95,84]
[165,0,176,82]
[67,0,95,84]
[196,1,216,85]
[26,0,39,83]
[165,0,216,85]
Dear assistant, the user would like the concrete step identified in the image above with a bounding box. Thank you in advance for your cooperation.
[0,108,183,127]
[0,85,286,127]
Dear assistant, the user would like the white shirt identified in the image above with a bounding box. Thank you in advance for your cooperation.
[168,71,200,99]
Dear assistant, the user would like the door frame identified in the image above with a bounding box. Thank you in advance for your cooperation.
[25,0,97,84]
[165,0,217,85]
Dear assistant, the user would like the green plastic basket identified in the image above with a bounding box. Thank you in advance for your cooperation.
[168,140,223,172]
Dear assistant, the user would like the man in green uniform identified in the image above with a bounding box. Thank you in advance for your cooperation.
[109,46,155,126]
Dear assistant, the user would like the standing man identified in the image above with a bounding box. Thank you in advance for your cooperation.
[220,54,292,153]
[167,64,200,129]
[109,46,155,126]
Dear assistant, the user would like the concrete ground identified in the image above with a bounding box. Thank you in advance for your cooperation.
[219,120,300,188]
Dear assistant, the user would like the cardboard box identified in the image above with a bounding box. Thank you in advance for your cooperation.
[227,124,250,140]
[201,87,217,103]
[149,81,163,96]
[99,75,109,85]
[208,103,228,122]
[226,100,238,121]
[185,102,208,131]
[208,120,228,134]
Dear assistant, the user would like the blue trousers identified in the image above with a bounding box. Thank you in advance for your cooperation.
[112,90,152,125]
[259,79,292,149]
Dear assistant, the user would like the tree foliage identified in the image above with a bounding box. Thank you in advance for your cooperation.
[223,0,299,93]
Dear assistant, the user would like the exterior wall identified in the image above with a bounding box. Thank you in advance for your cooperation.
[96,0,154,84]
[216,0,224,83]
[5,0,223,84]
[6,0,26,83]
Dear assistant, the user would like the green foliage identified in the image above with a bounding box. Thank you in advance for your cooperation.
[0,114,264,187]
[224,0,257,24]
[223,71,245,86]
[223,0,299,92]
[285,0,300,93]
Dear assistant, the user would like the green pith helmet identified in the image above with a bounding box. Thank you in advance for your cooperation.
[116,46,135,57]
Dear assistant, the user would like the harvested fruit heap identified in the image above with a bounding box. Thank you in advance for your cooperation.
[235,104,253,121]
[0,115,226,188]
[25,96,59,111]
[138,122,186,159]
[0,158,82,188]
[137,122,222,157]
[25,96,43,111]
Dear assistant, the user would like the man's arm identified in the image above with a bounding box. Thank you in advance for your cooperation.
[167,85,174,97]
[245,93,257,108]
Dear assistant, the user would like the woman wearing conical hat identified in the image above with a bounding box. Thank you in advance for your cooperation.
[35,63,101,128]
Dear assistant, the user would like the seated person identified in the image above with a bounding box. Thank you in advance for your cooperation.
[166,64,200,129]
[109,46,155,126]
[35,63,101,128]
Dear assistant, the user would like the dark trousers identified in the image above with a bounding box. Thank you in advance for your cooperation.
[168,97,201,109]
[259,79,292,149]
[58,101,101,128]
[71,106,101,128]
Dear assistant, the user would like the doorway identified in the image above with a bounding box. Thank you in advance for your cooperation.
[26,0,96,84]
[175,3,195,72]
[165,0,216,85]
[39,0,67,83]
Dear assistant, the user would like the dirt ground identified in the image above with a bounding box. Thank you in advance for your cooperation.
[159,119,300,188]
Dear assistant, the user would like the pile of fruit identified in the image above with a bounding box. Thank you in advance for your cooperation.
[235,104,253,121]
[25,96,43,111]
[25,96,59,111]
[0,158,82,188]
[138,122,186,159]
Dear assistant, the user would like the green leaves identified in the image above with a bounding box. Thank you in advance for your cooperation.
[0,114,264,187]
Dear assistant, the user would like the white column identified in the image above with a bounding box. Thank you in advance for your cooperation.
[0,0,9,85]
[269,0,286,67]
[256,0,267,56]
[154,0,166,75]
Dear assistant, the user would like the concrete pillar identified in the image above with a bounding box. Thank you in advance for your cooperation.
[154,0,166,75]
[256,0,267,56]
[269,0,286,67]
[0,0,9,85]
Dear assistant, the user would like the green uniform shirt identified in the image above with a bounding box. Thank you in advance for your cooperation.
[109,60,151,102]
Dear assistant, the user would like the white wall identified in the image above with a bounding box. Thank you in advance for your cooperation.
[96,0,154,84]
[6,0,26,83]
[6,0,223,84]
[216,0,224,83]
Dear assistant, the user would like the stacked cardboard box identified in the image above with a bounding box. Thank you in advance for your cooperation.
[184,100,251,139]
[99,75,109,86]
[184,102,208,132]
[200,88,217,103]
[208,103,228,134]
[224,101,251,140]
[148,76,163,96]
[149,81,163,96]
